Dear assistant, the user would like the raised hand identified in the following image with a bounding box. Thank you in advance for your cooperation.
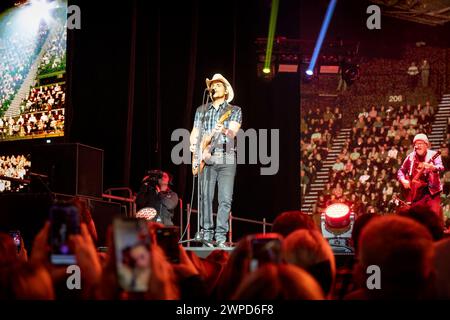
[70,223,102,294]
[30,221,51,266]
[401,179,411,189]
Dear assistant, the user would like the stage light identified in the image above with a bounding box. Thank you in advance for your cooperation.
[136,207,158,221]
[307,0,337,75]
[257,55,275,80]
[324,203,350,228]
[30,0,54,21]
[302,68,314,83]
[16,0,57,33]
[263,0,280,76]
[321,203,355,254]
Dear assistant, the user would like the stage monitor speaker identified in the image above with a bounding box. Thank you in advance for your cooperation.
[32,143,103,198]
[185,247,234,259]
[87,198,124,247]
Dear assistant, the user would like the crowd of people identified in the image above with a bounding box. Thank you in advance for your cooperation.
[348,45,444,97]
[0,20,67,141]
[0,109,64,140]
[37,23,67,76]
[19,83,65,114]
[0,154,30,192]
[0,19,50,116]
[1,208,450,300]
[301,46,444,102]
[300,106,343,198]
[0,5,67,121]
[351,58,410,95]
[312,101,445,217]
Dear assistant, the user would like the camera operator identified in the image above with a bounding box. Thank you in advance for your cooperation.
[135,170,178,226]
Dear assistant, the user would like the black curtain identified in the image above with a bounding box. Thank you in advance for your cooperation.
[67,0,300,239]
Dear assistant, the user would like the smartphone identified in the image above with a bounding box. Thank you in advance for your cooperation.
[249,233,283,272]
[156,226,180,264]
[9,230,22,254]
[113,217,151,292]
[49,204,81,265]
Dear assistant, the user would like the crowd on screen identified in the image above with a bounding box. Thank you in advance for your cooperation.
[0,7,66,122]
[1,83,65,140]
[0,154,30,192]
[38,23,67,75]
[0,20,49,115]
[0,108,64,139]
[20,83,65,114]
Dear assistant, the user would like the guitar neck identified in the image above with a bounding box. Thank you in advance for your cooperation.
[208,111,232,146]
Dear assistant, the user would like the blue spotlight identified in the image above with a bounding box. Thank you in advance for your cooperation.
[305,70,313,76]
[307,0,337,73]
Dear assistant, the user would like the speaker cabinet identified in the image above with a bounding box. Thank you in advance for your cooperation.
[32,143,103,198]
[88,198,124,246]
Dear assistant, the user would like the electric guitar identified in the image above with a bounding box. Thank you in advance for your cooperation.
[403,150,441,204]
[192,109,233,176]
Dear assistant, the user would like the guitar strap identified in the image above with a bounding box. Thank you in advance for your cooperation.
[408,151,415,177]
[221,103,234,119]
[210,104,234,154]
[200,103,233,130]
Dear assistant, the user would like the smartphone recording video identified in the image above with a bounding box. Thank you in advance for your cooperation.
[9,230,22,254]
[156,226,180,264]
[113,217,151,292]
[249,233,283,272]
[49,204,81,265]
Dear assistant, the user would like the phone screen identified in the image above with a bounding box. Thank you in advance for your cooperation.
[156,226,180,264]
[249,237,282,272]
[49,204,80,265]
[113,218,151,292]
[9,231,21,253]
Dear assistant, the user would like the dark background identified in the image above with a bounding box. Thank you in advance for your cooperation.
[64,0,300,239]
[4,0,449,241]
[300,0,450,52]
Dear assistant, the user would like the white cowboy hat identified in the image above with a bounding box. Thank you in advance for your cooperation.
[413,133,429,145]
[205,73,234,103]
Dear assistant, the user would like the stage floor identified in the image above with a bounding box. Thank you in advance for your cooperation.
[184,246,235,258]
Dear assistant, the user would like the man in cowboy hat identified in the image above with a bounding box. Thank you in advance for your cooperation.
[397,133,444,221]
[190,73,242,248]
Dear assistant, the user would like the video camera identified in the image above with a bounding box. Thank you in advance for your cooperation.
[142,170,164,188]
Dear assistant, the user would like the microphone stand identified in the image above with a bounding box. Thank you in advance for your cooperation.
[179,88,212,246]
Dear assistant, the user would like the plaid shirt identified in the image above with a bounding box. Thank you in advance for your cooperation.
[193,101,242,153]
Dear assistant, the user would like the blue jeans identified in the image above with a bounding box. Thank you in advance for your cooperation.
[200,153,236,243]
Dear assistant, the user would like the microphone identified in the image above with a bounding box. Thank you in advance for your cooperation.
[210,88,215,96]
